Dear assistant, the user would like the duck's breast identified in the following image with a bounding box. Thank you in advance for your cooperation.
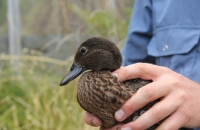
[77,70,133,128]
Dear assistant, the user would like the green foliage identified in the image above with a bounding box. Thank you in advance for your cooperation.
[0,1,133,129]
[0,1,6,24]
[71,6,132,41]
[0,0,7,34]
[0,57,97,130]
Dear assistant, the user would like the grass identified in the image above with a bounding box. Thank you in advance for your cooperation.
[0,55,98,130]
[0,7,131,129]
[71,5,132,42]
[0,2,133,129]
[0,1,132,130]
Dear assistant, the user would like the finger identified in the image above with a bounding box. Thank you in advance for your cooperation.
[84,112,102,127]
[113,63,167,81]
[115,81,171,121]
[99,124,123,130]
[126,95,181,130]
[156,108,191,130]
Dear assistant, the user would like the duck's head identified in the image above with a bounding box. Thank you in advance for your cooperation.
[60,37,122,86]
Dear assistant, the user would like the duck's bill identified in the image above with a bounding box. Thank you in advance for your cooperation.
[60,63,84,86]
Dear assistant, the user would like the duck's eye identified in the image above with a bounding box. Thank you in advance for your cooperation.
[80,47,87,54]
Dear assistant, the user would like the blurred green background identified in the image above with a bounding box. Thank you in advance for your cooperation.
[0,0,134,129]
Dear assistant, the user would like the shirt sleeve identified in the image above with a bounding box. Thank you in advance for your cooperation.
[122,0,155,66]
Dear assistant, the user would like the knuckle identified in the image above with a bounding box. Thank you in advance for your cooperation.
[161,66,172,73]
[172,81,186,94]
[177,73,185,80]
[161,66,177,77]
[135,63,144,70]
[172,83,188,101]
[171,75,185,88]
[172,80,183,88]
[135,63,145,74]
[151,106,164,121]
[179,108,192,120]
[178,90,187,101]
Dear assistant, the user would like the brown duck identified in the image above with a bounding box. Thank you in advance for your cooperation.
[60,37,192,130]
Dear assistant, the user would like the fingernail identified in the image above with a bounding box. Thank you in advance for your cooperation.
[112,73,118,78]
[115,109,124,120]
[121,127,132,130]
[92,120,100,126]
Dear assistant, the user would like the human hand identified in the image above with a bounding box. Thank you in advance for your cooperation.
[112,63,200,130]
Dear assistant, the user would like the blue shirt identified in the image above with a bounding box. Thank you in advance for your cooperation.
[122,0,200,129]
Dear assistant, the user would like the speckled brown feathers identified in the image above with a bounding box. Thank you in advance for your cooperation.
[77,70,154,128]
[60,37,192,130]
[78,71,134,128]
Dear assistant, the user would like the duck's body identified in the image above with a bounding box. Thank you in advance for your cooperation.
[60,37,192,130]
[78,70,153,128]
[78,70,133,128]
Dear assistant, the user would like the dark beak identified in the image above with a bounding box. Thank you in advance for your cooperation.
[60,63,84,86]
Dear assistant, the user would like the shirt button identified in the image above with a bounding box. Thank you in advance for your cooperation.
[163,45,168,51]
